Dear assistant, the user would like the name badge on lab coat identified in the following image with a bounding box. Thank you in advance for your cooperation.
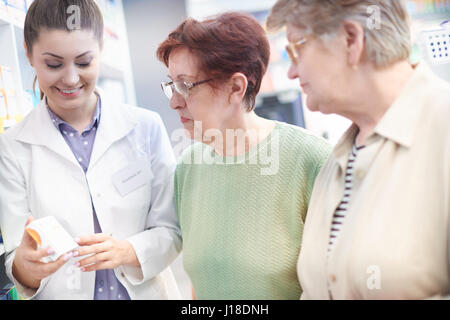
[112,157,153,197]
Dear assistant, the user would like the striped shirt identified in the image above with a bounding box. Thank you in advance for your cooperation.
[327,142,365,255]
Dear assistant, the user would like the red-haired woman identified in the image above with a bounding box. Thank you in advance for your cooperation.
[157,12,332,299]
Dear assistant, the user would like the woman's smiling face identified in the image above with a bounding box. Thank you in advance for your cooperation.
[27,29,101,113]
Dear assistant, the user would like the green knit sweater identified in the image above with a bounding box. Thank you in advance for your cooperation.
[174,121,332,300]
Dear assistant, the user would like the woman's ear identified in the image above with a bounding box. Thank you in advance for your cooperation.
[342,20,365,68]
[24,42,33,66]
[228,72,248,105]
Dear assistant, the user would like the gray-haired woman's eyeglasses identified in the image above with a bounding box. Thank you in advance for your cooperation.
[286,37,308,64]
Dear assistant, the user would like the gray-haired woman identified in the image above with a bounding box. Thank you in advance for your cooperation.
[267,0,450,299]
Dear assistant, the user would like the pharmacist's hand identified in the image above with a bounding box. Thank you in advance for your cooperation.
[12,216,73,289]
[73,233,140,272]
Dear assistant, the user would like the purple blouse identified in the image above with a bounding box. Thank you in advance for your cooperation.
[47,97,131,300]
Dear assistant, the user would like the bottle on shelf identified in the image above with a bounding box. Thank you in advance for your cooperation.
[0,65,23,133]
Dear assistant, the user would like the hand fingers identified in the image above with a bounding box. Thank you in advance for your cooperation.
[75,233,111,246]
[40,252,72,276]
[27,246,55,262]
[25,251,72,280]
[25,216,35,226]
[77,252,110,269]
[80,260,115,273]
[22,229,38,249]
[74,242,108,258]
[22,216,37,248]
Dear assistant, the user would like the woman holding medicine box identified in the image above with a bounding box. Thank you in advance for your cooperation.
[0,0,181,300]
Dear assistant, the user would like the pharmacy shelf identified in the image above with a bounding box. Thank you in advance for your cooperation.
[0,15,28,127]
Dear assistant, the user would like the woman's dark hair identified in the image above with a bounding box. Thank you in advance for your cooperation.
[25,0,104,99]
[157,12,270,111]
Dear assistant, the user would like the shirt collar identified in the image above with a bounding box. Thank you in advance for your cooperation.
[47,94,101,133]
[332,63,435,170]
[373,63,434,148]
[335,63,434,150]
[332,123,359,170]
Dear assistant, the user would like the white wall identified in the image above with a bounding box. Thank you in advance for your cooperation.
[123,0,187,145]
[186,0,276,18]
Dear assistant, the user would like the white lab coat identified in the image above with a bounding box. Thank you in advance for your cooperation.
[0,89,182,300]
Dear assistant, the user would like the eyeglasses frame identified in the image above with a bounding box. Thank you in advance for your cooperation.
[285,37,308,64]
[161,78,213,99]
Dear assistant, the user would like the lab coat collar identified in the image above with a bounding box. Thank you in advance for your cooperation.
[14,88,138,168]
[88,88,138,168]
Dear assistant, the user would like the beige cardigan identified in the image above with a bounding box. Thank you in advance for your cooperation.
[297,64,450,299]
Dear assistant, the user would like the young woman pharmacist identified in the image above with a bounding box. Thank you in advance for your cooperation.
[0,0,181,300]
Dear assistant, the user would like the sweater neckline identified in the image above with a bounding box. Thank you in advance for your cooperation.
[204,121,281,165]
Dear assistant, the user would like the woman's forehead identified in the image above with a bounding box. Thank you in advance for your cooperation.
[286,24,309,42]
[168,47,203,79]
[33,29,99,52]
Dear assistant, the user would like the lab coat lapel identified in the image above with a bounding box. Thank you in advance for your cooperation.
[14,100,79,166]
[13,90,138,169]
[88,91,138,169]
